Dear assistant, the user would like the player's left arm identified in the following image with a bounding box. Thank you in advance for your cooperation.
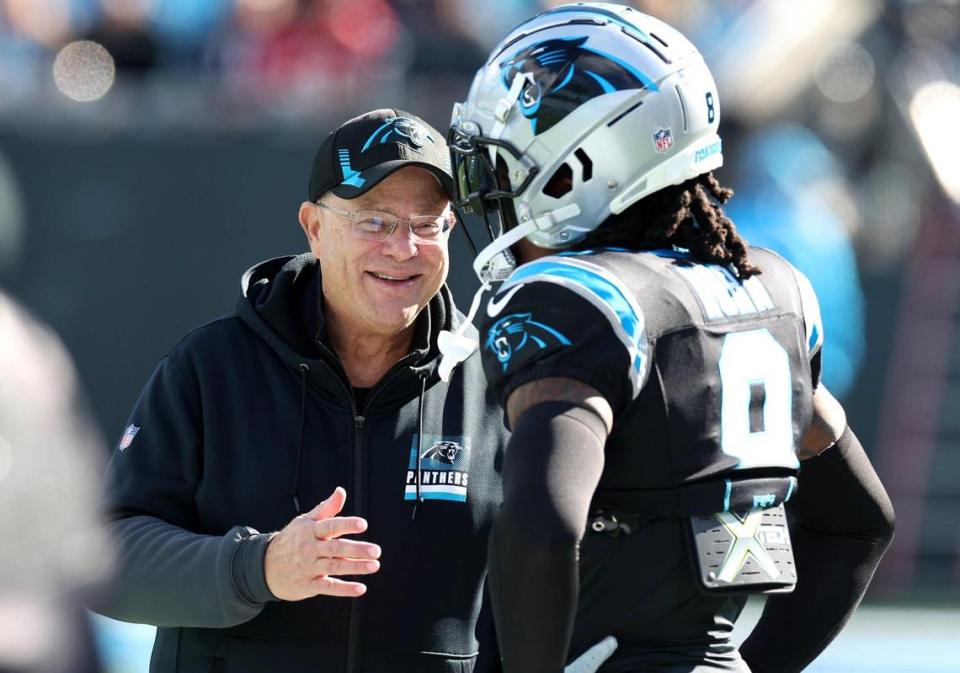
[741,278,895,673]
[798,384,847,460]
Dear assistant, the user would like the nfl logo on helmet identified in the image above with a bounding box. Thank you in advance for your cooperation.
[653,128,674,153]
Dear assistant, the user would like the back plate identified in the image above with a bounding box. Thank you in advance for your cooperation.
[688,505,797,594]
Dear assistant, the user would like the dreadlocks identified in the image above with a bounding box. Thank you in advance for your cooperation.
[575,172,760,279]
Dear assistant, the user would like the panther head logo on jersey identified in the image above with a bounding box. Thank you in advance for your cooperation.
[498,36,653,135]
[485,312,571,372]
[422,441,462,464]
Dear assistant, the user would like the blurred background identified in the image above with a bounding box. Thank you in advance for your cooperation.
[0,0,959,671]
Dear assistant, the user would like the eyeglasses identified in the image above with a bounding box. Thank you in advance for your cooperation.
[316,201,454,245]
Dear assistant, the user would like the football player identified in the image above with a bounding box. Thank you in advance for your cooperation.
[437,4,895,672]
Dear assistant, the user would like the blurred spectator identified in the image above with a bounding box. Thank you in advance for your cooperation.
[394,0,491,76]
[0,290,111,673]
[0,0,66,100]
[149,0,232,69]
[725,124,867,399]
[83,0,157,76]
[212,0,404,111]
[0,0,538,118]
[436,0,541,51]
[2,0,74,48]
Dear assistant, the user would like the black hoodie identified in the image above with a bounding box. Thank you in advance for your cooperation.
[100,254,506,673]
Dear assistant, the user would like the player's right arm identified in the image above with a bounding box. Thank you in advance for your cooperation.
[740,268,895,673]
[479,256,651,673]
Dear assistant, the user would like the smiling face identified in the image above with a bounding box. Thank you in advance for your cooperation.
[299,166,453,342]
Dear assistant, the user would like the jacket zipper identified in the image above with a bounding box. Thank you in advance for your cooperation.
[345,412,364,673]
[342,364,413,673]
[303,356,363,673]
[313,350,420,673]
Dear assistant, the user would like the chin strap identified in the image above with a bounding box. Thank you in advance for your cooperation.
[472,217,539,281]
[437,280,490,382]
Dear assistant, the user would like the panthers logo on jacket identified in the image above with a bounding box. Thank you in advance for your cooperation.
[499,36,658,135]
[422,440,461,464]
[406,435,472,502]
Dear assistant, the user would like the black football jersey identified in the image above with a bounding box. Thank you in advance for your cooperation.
[480,246,825,667]
[480,246,823,497]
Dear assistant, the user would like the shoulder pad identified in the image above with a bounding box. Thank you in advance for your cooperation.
[489,255,650,396]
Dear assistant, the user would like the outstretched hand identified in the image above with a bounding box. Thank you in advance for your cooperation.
[264,487,381,600]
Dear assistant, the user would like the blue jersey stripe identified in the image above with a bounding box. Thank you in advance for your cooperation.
[509,260,643,343]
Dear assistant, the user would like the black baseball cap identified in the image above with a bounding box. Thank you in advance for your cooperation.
[308,108,453,201]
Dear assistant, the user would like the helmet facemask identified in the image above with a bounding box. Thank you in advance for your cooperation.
[448,121,541,284]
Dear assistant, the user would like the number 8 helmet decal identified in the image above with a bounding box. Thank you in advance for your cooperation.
[449,2,724,284]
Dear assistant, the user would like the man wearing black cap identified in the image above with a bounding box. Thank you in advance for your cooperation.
[98,110,506,673]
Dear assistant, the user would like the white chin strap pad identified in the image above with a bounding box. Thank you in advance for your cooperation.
[437,276,492,382]
[437,329,478,382]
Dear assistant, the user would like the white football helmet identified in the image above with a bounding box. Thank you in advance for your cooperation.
[449,2,724,284]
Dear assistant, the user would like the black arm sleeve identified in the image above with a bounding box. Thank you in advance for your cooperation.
[487,401,607,673]
[739,426,895,673]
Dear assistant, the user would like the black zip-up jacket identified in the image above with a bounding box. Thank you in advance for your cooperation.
[100,254,506,673]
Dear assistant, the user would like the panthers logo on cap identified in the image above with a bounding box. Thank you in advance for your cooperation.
[499,36,658,135]
[361,116,435,153]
